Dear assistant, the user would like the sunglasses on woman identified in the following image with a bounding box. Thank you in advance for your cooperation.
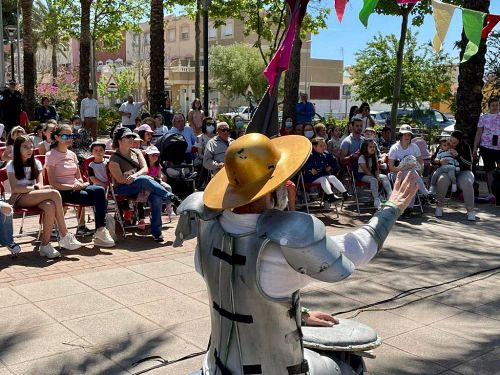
[60,134,76,140]
[219,128,230,133]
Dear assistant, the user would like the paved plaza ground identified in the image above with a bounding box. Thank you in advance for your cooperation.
[0,197,498,375]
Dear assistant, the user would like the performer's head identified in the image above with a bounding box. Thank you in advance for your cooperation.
[203,133,311,212]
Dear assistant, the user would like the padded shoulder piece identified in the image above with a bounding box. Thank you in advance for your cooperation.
[256,210,354,282]
[176,192,222,220]
[173,192,222,247]
[256,209,325,248]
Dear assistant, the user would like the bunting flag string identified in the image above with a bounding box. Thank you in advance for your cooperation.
[396,0,422,4]
[359,0,379,27]
[461,8,487,63]
[481,14,500,39]
[431,0,457,52]
[335,0,348,22]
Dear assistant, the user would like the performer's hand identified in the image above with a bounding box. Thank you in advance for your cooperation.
[304,311,339,327]
[388,171,418,213]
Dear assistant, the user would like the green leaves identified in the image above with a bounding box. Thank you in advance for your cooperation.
[351,30,454,108]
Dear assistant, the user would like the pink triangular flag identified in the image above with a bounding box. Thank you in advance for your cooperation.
[335,0,348,22]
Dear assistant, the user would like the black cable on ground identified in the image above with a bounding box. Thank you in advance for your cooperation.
[130,351,207,375]
[332,265,500,318]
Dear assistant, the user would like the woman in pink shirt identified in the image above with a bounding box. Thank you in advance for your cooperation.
[473,96,500,197]
[46,124,115,247]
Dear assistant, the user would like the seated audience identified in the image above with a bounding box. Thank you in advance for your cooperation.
[195,117,216,189]
[203,122,234,174]
[327,125,342,159]
[30,124,44,148]
[303,123,316,140]
[46,124,115,247]
[378,126,395,154]
[340,116,364,164]
[280,117,294,136]
[136,124,154,150]
[38,122,56,156]
[314,123,327,139]
[70,115,93,166]
[2,126,27,162]
[430,138,460,194]
[88,141,109,188]
[8,135,83,258]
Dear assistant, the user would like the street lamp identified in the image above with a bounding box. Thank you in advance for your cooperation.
[201,0,212,113]
[5,25,16,81]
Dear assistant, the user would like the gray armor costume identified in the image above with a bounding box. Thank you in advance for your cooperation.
[174,192,400,375]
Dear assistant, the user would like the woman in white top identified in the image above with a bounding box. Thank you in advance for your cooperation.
[37,122,56,155]
[7,135,82,258]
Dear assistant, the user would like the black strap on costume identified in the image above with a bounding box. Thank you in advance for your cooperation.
[213,302,254,323]
[214,350,262,375]
[212,247,246,265]
[287,360,309,375]
[214,349,233,375]
[243,365,262,374]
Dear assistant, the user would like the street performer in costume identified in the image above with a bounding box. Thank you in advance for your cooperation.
[174,133,418,375]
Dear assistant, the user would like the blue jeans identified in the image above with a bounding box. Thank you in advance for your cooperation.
[114,176,174,236]
[60,185,108,229]
[0,212,14,247]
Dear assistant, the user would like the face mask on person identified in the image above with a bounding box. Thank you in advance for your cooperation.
[236,121,244,129]
[304,130,314,139]
[73,125,82,131]
[206,125,215,133]
[285,121,293,129]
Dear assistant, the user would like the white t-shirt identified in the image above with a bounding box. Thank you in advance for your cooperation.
[6,159,43,186]
[388,142,421,161]
[119,102,143,126]
[358,154,374,173]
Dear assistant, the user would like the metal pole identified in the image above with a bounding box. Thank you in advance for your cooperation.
[203,3,209,113]
[16,2,21,84]
[0,1,5,87]
[10,43,15,81]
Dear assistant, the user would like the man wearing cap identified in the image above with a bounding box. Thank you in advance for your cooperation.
[0,80,24,135]
[119,94,149,131]
[174,133,418,374]
[203,122,234,173]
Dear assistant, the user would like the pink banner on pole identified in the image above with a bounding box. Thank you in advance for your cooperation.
[335,0,348,22]
[263,0,309,93]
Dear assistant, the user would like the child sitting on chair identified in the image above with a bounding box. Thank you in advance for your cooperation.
[302,137,351,203]
[88,142,109,188]
[430,138,460,193]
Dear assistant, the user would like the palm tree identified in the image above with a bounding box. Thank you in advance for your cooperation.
[20,0,36,119]
[78,0,92,102]
[455,0,490,142]
[150,0,165,114]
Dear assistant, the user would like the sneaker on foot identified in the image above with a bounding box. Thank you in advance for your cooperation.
[451,184,457,193]
[467,211,476,221]
[435,207,443,217]
[373,198,381,210]
[137,219,146,231]
[427,193,437,205]
[7,242,21,255]
[152,234,164,242]
[342,192,352,200]
[39,244,61,259]
[94,227,115,247]
[59,233,83,250]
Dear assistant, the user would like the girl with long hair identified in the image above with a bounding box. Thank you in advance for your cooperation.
[7,135,83,258]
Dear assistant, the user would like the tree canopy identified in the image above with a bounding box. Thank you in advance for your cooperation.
[351,30,454,108]
[209,43,268,102]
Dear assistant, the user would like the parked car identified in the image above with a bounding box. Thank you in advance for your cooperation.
[381,108,455,128]
[440,123,455,138]
[220,106,251,121]
[370,110,388,126]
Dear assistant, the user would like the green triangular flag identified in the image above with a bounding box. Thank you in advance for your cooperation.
[461,8,486,63]
[359,0,379,28]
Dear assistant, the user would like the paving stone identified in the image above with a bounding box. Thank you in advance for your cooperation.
[156,271,206,295]
[466,299,500,321]
[168,316,211,349]
[0,288,28,308]
[73,268,148,289]
[12,276,92,302]
[100,279,183,306]
[127,260,193,279]
[189,290,209,305]
[0,323,83,366]
[300,288,363,315]
[34,291,122,321]
[429,311,500,346]
[8,349,126,375]
[0,368,12,375]
[130,295,209,329]
[0,303,55,335]
[364,343,447,375]
[384,326,486,369]
[451,348,500,375]
[62,308,160,345]
[145,356,202,375]
[390,299,464,325]
[429,279,499,311]
[102,329,202,372]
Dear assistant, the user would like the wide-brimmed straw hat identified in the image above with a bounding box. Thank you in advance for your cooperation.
[203,133,311,210]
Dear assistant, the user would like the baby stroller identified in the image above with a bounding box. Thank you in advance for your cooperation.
[157,132,196,198]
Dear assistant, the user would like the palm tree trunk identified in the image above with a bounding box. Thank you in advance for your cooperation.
[194,0,201,100]
[78,0,92,103]
[21,0,36,119]
[389,4,415,136]
[455,0,490,142]
[282,24,301,127]
[150,0,165,114]
[51,38,58,82]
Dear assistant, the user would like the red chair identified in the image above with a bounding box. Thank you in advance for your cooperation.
[0,146,6,161]
[0,168,6,199]
[296,172,339,217]
[343,163,377,214]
